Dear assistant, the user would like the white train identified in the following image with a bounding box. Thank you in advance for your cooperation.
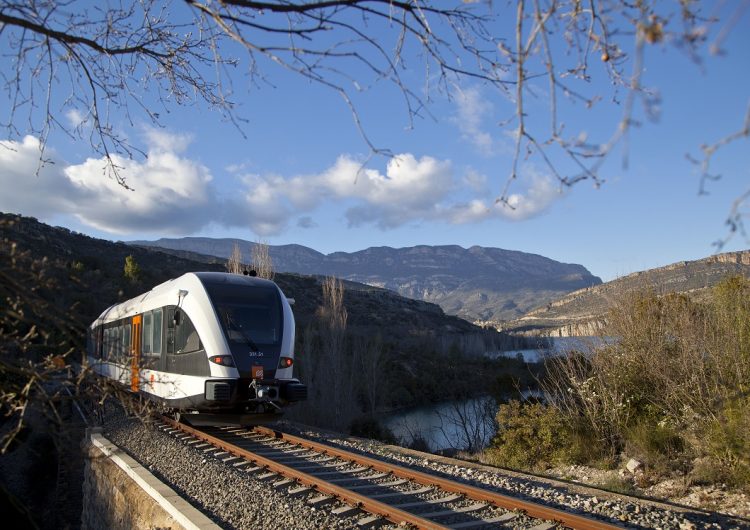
[86,272,307,421]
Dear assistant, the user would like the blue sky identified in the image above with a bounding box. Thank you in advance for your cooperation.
[1,2,748,282]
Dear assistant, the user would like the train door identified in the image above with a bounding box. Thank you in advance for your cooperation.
[130,315,142,391]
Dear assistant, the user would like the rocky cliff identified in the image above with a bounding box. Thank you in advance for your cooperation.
[505,250,750,336]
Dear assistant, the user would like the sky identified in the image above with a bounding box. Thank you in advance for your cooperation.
[1,2,749,282]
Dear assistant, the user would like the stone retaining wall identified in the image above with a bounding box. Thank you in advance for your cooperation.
[82,430,218,530]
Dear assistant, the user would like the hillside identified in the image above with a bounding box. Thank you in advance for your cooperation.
[0,212,537,529]
[129,237,602,323]
[504,250,750,336]
[0,213,499,347]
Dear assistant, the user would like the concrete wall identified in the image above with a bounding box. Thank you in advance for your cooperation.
[82,431,218,530]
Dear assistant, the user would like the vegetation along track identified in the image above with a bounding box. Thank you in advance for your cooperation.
[160,417,621,529]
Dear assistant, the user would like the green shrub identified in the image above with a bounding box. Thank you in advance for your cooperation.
[700,397,750,490]
[485,400,592,471]
[504,275,750,490]
[600,475,637,495]
[123,255,140,282]
[625,420,687,474]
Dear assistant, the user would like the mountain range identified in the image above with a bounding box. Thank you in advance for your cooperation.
[128,237,603,323]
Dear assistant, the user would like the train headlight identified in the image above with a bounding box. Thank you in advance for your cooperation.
[278,356,293,368]
[209,355,235,367]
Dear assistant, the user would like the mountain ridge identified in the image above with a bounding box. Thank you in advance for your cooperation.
[504,249,750,336]
[129,237,603,322]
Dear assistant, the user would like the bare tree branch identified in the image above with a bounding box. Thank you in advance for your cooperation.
[1,1,747,239]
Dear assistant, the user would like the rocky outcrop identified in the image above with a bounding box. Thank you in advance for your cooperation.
[504,250,750,336]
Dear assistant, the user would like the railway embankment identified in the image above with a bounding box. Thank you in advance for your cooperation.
[96,413,748,529]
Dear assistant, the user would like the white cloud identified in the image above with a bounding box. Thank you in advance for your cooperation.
[65,108,87,129]
[503,172,561,220]
[64,149,217,234]
[453,87,498,155]
[142,127,194,153]
[462,168,488,193]
[0,136,79,216]
[0,133,564,238]
[0,134,217,235]
[228,154,455,233]
[444,171,563,223]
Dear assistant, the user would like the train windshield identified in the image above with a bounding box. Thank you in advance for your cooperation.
[205,283,283,347]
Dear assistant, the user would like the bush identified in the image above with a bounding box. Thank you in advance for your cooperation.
[699,397,750,490]
[496,276,750,489]
[485,400,593,471]
[625,420,686,474]
[123,255,140,283]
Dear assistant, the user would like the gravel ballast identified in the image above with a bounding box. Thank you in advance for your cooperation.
[102,415,749,530]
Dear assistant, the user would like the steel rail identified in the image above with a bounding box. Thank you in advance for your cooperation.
[161,417,450,529]
[253,426,624,530]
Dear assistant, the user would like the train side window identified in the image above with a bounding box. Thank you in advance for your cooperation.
[142,312,152,354]
[111,326,120,360]
[103,328,109,359]
[122,324,131,361]
[166,307,176,354]
[152,309,163,355]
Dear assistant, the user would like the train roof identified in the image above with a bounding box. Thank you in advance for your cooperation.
[92,272,280,325]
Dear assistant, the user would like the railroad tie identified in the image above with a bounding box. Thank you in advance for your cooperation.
[332,505,361,517]
[528,523,557,530]
[415,502,487,519]
[367,485,433,500]
[272,478,294,489]
[393,493,461,509]
[448,511,519,529]
[287,486,312,497]
[307,495,334,507]
[356,515,384,529]
[346,478,407,491]
[327,472,388,484]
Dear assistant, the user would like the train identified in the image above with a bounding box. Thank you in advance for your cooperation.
[86,271,307,423]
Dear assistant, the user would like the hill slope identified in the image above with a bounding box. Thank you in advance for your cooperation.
[1,213,498,345]
[129,237,602,323]
[505,250,750,336]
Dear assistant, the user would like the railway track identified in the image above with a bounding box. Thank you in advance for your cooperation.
[159,417,622,529]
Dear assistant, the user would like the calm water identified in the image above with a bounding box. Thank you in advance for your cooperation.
[384,338,605,452]
[382,390,543,453]
[382,397,496,453]
[485,336,609,363]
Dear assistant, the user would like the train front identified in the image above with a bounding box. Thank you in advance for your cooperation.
[199,273,307,417]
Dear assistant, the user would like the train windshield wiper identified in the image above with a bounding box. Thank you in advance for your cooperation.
[223,311,260,352]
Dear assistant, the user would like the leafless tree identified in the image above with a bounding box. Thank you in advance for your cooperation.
[354,333,386,415]
[435,397,498,453]
[226,242,244,274]
[251,240,274,280]
[316,275,351,429]
[1,1,747,238]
